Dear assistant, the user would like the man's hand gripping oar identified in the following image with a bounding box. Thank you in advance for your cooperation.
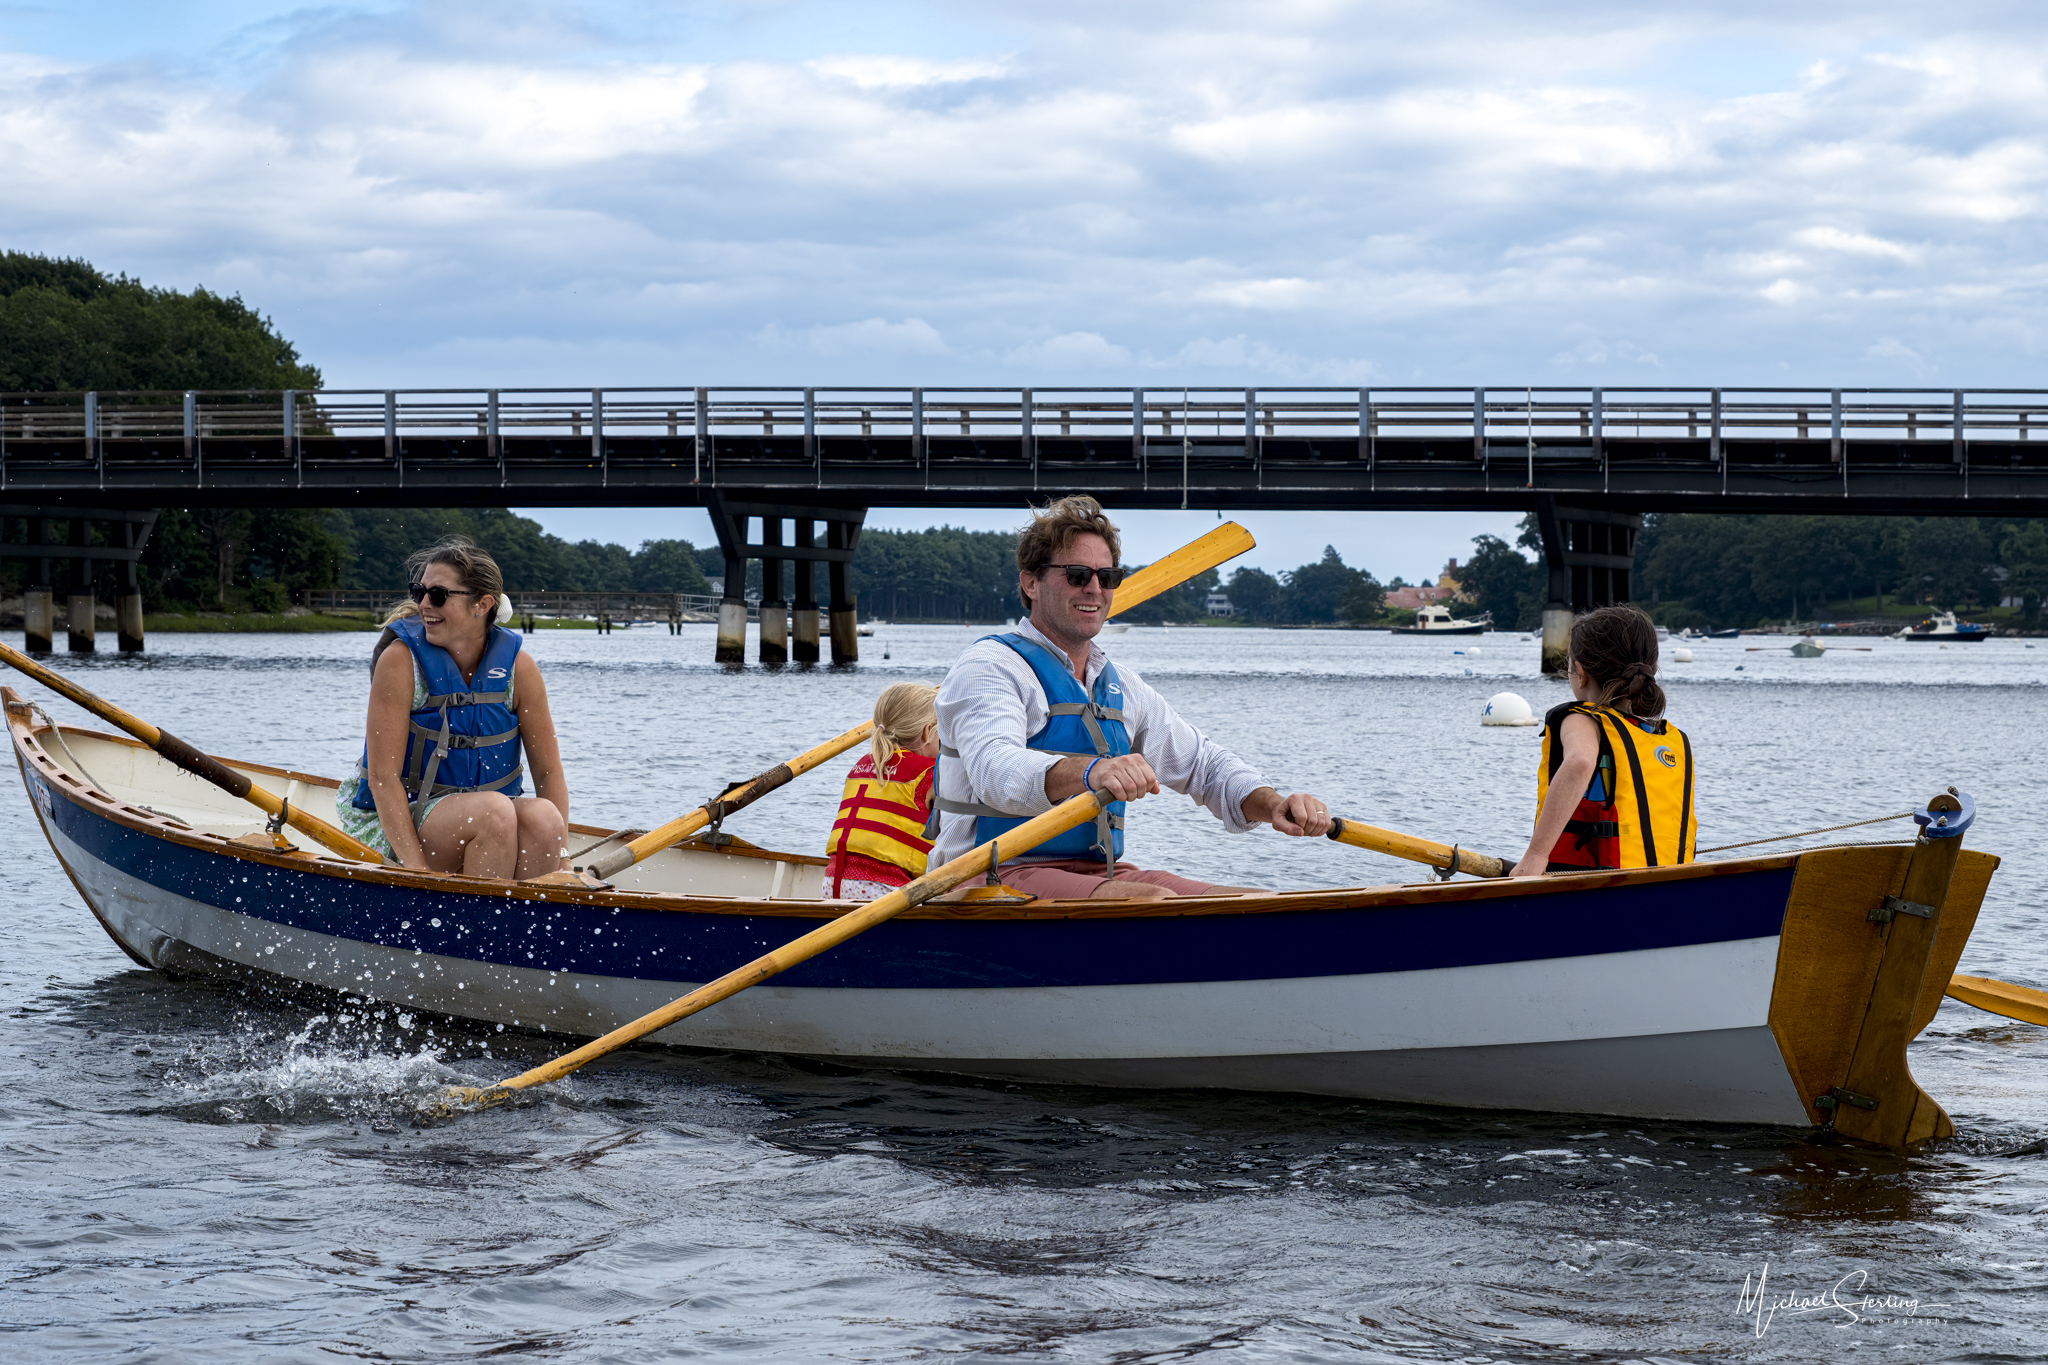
[442,785,1128,1112]
[571,520,1258,884]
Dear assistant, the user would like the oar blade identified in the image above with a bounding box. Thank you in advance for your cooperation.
[1109,522,1254,618]
[1948,973,2048,1028]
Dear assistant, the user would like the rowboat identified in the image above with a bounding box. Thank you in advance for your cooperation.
[8,688,1998,1133]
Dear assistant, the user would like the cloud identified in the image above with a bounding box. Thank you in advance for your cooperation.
[6,2,2048,389]
[1003,331,1133,369]
[754,317,949,357]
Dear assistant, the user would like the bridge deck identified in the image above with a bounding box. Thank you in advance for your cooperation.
[5,386,2046,513]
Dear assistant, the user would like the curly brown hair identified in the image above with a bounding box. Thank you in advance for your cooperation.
[1570,603,1666,717]
[1016,496,1122,610]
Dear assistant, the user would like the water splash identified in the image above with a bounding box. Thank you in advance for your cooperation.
[158,1006,493,1125]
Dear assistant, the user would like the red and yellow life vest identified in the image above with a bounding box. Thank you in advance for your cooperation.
[823,750,935,894]
[1538,702,1696,870]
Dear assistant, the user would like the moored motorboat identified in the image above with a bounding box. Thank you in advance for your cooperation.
[1391,604,1491,635]
[8,691,1998,1133]
[1896,610,1993,642]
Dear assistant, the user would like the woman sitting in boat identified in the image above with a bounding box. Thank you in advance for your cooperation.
[335,536,570,879]
[1509,604,1695,876]
[822,683,939,900]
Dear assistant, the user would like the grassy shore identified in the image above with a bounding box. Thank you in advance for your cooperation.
[142,612,382,632]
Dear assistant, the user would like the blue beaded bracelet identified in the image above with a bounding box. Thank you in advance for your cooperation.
[1082,757,1102,791]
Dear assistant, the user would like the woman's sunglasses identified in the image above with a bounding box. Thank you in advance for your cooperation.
[1046,564,1128,589]
[409,582,484,607]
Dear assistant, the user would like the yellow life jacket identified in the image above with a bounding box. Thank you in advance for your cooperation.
[824,750,934,885]
[1538,702,1696,869]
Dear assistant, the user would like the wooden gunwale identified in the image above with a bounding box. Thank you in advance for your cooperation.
[10,696,1817,924]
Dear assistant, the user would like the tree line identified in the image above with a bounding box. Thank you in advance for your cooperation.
[1450,513,2048,631]
[1,251,320,393]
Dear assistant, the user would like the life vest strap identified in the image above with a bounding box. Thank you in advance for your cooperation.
[1563,818,1620,838]
[419,688,512,708]
[407,721,520,750]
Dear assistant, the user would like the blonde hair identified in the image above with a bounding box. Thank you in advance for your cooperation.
[1016,495,1121,611]
[870,682,937,776]
[380,535,508,628]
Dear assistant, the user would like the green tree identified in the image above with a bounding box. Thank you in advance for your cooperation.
[1283,545,1366,623]
[632,539,711,594]
[1339,575,1386,625]
[1999,522,2048,625]
[0,251,320,391]
[1227,566,1282,622]
[1458,532,1544,630]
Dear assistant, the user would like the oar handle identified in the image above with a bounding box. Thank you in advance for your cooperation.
[1326,816,1509,879]
[586,719,879,878]
[2,640,383,863]
[452,787,1120,1104]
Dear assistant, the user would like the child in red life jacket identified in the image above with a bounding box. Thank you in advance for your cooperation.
[823,683,940,900]
[1510,604,1696,876]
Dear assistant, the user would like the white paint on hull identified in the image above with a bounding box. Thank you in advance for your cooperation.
[48,814,1812,1125]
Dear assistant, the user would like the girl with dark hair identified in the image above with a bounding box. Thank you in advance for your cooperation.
[1510,604,1696,876]
[335,536,570,879]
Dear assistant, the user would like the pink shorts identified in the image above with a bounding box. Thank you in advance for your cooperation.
[997,859,1218,900]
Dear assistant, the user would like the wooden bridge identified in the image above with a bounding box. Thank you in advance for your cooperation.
[10,383,2047,667]
[2,385,2046,515]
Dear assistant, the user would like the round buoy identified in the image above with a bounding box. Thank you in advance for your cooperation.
[1673,647,1693,663]
[1480,692,1539,726]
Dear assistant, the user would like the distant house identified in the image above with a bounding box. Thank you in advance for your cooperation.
[706,577,724,598]
[1205,592,1234,617]
[1385,557,1467,612]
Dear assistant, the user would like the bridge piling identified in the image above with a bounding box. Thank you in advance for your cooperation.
[1534,497,1642,675]
[792,519,820,664]
[760,517,788,664]
[66,515,95,652]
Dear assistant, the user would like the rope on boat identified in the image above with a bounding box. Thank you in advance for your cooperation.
[31,706,194,829]
[1698,810,1915,855]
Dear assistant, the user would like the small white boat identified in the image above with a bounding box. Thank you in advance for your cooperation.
[1099,621,1132,635]
[1392,604,1492,636]
[857,622,876,637]
[1895,610,1992,642]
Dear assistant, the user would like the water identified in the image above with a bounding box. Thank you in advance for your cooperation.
[5,624,2048,1361]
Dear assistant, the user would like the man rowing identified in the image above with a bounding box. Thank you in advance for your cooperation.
[930,496,1332,901]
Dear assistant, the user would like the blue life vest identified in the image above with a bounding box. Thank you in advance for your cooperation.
[935,633,1131,868]
[351,618,526,822]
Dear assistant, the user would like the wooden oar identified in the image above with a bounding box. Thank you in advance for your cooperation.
[446,786,1124,1110]
[579,520,1259,882]
[1326,816,1509,879]
[1947,974,2048,1028]
[0,640,384,862]
[583,720,877,879]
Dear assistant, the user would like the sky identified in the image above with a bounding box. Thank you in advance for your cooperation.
[5,1,2045,576]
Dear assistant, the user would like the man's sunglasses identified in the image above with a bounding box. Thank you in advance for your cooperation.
[409,582,484,607]
[1045,564,1128,589]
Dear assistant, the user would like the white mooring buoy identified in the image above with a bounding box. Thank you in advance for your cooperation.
[1480,691,1539,726]
[1673,647,1694,663]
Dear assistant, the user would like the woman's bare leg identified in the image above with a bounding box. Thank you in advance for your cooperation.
[512,796,568,880]
[419,793,518,878]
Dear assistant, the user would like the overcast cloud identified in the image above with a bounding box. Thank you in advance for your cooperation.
[4,1,2045,570]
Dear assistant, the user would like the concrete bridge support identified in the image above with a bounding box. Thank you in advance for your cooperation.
[1534,497,1642,676]
[708,493,866,667]
[4,508,156,656]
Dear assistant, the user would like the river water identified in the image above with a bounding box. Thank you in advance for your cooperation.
[4,624,2048,1362]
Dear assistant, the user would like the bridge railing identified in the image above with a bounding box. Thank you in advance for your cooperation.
[7,386,2048,458]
